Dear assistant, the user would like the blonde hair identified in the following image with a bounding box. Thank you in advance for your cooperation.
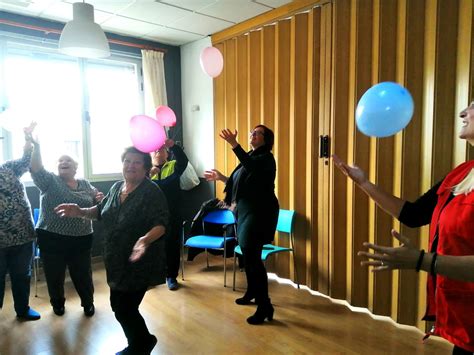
[452,168,474,196]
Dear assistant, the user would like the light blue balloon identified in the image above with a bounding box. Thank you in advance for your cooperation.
[356,82,414,137]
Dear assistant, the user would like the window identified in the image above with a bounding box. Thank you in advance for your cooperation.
[0,39,143,182]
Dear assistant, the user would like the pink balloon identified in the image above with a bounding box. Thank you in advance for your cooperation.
[155,106,177,127]
[200,46,224,78]
[129,115,166,153]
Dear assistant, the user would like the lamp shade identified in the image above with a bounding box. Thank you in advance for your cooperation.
[59,2,110,58]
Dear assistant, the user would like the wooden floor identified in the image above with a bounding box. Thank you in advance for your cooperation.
[0,254,452,355]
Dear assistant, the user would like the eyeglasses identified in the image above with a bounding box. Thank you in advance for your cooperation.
[249,130,264,137]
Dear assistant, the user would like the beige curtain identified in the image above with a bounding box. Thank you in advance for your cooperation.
[141,49,167,117]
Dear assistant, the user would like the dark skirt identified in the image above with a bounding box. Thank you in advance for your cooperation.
[236,196,279,248]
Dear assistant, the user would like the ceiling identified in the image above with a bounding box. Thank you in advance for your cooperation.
[0,0,292,46]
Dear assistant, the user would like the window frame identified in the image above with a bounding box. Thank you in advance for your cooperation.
[0,35,144,183]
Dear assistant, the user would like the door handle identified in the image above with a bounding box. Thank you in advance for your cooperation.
[319,135,330,158]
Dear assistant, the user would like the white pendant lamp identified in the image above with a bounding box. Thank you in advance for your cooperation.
[59,2,110,58]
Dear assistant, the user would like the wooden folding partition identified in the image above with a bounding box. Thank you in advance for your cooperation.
[212,0,474,331]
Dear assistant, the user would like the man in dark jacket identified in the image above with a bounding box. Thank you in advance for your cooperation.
[151,139,188,290]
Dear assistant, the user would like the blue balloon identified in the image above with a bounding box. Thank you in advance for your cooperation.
[356,82,414,137]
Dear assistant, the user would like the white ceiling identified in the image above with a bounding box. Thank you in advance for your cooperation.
[0,0,292,46]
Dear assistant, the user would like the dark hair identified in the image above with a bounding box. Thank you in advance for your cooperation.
[255,124,274,150]
[121,146,153,176]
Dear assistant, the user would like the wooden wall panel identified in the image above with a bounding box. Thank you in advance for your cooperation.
[224,39,237,170]
[293,13,310,287]
[213,42,226,201]
[211,0,474,331]
[275,19,292,278]
[311,7,322,292]
[330,0,350,301]
[249,30,262,129]
[236,36,249,151]
[397,0,425,326]
[263,25,276,129]
[350,0,372,308]
[432,0,459,182]
[372,0,397,317]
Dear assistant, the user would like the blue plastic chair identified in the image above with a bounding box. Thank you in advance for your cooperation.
[181,209,236,287]
[32,208,41,297]
[232,209,300,290]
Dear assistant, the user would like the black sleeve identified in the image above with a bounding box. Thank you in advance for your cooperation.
[170,145,188,176]
[232,144,272,172]
[398,180,442,228]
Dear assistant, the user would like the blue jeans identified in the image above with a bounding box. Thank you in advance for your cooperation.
[0,241,33,315]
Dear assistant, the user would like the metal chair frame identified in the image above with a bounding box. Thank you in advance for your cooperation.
[181,209,236,287]
[32,208,41,297]
[232,209,300,290]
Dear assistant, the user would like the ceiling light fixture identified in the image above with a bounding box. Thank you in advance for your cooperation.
[59,2,110,58]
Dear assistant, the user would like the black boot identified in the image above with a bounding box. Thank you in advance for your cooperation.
[235,292,255,305]
[246,301,274,325]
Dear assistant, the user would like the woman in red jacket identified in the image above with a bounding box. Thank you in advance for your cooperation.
[333,100,474,354]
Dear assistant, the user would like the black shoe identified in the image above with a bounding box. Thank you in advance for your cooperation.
[247,303,274,325]
[53,306,65,316]
[235,294,255,305]
[16,307,41,321]
[83,304,95,317]
[117,335,157,355]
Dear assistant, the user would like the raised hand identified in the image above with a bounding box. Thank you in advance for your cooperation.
[164,138,174,148]
[219,129,238,148]
[332,154,368,186]
[357,229,420,272]
[23,122,37,141]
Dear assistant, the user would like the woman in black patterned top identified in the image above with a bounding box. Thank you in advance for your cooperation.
[55,146,169,355]
[0,123,40,321]
[30,142,103,317]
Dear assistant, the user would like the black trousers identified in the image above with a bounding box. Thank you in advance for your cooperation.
[0,241,33,315]
[241,245,270,305]
[37,229,94,308]
[110,288,151,348]
[165,214,181,279]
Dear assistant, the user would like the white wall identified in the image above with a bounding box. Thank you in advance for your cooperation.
[180,37,214,177]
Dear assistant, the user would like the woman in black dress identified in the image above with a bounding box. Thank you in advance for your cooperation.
[205,125,279,325]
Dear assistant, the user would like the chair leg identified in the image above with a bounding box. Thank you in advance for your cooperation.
[33,257,38,297]
[181,245,185,281]
[181,225,185,281]
[206,250,209,268]
[292,251,300,289]
[232,254,236,291]
[223,242,227,287]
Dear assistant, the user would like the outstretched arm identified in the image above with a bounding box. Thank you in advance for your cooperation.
[358,229,474,282]
[333,154,406,218]
[167,139,188,176]
[204,169,228,183]
[55,204,99,220]
[30,138,43,174]
[3,122,36,177]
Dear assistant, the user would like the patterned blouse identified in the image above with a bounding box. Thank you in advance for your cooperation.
[31,168,96,237]
[98,178,169,291]
[0,148,35,248]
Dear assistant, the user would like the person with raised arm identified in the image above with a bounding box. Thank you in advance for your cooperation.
[0,123,41,321]
[334,101,474,354]
[204,125,279,325]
